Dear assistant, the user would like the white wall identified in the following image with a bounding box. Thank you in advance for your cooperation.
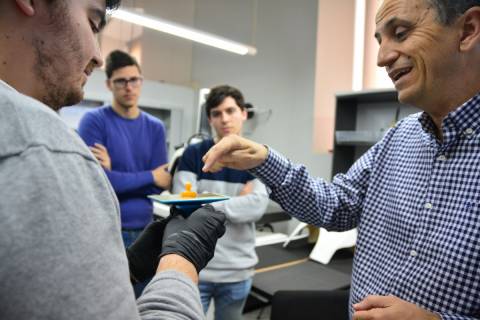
[191,0,330,178]
[103,0,196,87]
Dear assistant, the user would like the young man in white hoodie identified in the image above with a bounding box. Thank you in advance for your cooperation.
[173,85,269,320]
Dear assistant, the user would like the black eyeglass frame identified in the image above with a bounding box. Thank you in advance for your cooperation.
[111,76,144,89]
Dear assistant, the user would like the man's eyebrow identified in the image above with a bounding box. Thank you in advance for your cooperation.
[374,17,411,42]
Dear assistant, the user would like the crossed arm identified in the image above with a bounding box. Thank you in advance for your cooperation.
[89,143,171,193]
[77,113,171,195]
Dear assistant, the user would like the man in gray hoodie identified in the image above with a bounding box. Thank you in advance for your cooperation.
[0,1,225,319]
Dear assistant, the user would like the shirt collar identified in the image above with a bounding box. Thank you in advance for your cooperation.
[447,93,480,135]
[418,93,480,144]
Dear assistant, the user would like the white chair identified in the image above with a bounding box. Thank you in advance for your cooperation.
[309,228,357,264]
[255,230,289,247]
[282,222,309,248]
[283,222,357,264]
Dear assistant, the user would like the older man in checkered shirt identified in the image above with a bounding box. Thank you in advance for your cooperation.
[202,0,480,319]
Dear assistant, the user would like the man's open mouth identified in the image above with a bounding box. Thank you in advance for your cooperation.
[389,67,412,82]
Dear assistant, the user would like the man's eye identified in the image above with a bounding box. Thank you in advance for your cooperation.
[113,79,127,86]
[394,26,408,40]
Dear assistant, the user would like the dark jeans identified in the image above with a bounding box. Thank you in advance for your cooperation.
[199,278,253,320]
[122,228,150,298]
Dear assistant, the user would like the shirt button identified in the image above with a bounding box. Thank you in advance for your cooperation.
[410,250,418,257]
[424,203,433,209]
[465,128,474,135]
[437,155,446,161]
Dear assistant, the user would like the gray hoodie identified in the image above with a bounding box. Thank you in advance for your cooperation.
[0,80,204,320]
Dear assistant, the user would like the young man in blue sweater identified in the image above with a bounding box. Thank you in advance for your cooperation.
[78,50,171,247]
[173,85,269,320]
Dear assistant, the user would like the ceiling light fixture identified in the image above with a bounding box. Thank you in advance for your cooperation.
[111,9,257,56]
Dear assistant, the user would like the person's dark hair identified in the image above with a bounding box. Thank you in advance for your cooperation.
[105,50,141,79]
[428,0,480,25]
[106,0,122,10]
[46,0,121,10]
[205,85,246,117]
[244,102,254,119]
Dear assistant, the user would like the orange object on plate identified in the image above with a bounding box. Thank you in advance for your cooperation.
[180,182,197,198]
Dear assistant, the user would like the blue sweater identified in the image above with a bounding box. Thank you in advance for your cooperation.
[78,106,168,229]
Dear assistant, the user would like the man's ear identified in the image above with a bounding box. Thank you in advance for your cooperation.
[106,79,113,91]
[241,108,247,121]
[459,7,480,52]
[15,0,35,17]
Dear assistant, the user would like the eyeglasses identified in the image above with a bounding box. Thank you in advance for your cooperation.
[111,76,143,89]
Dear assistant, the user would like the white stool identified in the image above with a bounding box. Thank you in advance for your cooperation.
[283,222,357,264]
[309,228,357,264]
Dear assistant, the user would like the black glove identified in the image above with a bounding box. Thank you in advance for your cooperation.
[126,218,169,284]
[160,204,226,272]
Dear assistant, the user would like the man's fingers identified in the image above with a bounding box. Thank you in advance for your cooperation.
[208,161,225,173]
[89,146,104,154]
[202,147,225,172]
[90,148,103,158]
[159,163,169,171]
[352,310,374,320]
[352,297,394,319]
[90,150,101,158]
[352,308,385,320]
[202,139,233,172]
[353,295,393,311]
[93,143,107,151]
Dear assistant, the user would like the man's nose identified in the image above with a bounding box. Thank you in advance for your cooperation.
[377,40,399,68]
[220,112,230,122]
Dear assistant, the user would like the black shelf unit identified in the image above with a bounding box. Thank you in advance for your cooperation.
[332,89,419,178]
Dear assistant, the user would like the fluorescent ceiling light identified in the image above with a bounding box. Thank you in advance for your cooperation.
[111,9,257,56]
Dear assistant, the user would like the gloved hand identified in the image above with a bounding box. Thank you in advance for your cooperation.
[126,218,169,284]
[160,204,226,272]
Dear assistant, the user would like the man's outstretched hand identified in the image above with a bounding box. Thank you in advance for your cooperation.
[202,135,268,173]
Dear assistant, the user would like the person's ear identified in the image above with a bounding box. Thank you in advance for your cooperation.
[459,7,480,52]
[241,108,247,121]
[15,0,35,17]
[106,79,113,92]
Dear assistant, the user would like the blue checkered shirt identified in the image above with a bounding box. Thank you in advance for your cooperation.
[251,94,480,319]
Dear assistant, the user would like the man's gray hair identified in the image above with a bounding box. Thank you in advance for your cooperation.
[428,0,480,25]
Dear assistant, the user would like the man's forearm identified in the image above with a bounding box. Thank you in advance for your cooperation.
[157,254,198,284]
